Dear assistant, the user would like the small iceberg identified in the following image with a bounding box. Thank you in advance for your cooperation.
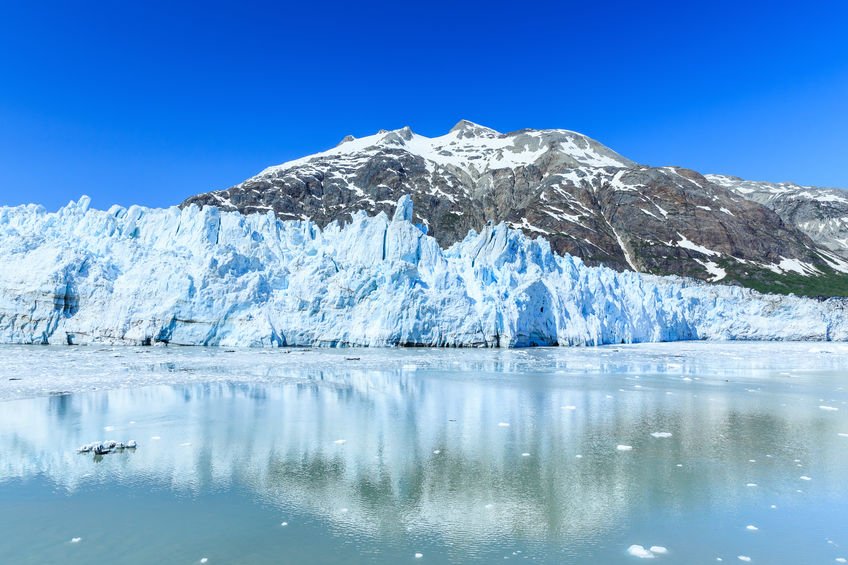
[627,544,668,559]
[77,440,137,455]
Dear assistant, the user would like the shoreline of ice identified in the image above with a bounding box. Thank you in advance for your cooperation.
[3,341,848,402]
[1,195,846,348]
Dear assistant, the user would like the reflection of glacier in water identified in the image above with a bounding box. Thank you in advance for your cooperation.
[1,343,848,563]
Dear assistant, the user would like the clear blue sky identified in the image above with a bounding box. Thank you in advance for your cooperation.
[1,0,847,210]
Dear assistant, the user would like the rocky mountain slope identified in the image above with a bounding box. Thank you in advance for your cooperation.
[707,174,848,261]
[183,121,848,296]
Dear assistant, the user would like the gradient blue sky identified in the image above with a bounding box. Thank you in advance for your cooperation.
[1,0,847,210]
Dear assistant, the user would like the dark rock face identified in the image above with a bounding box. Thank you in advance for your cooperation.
[183,121,847,291]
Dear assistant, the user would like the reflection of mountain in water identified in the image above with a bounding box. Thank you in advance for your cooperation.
[1,362,846,547]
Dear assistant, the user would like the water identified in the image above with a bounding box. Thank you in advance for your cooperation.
[1,343,847,563]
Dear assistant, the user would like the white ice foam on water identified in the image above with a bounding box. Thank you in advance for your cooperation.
[650,432,672,438]
[650,547,668,554]
[0,196,846,348]
[820,406,839,411]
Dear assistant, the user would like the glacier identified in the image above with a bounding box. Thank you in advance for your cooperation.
[0,195,845,347]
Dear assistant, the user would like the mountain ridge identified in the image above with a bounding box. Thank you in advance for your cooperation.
[183,121,848,296]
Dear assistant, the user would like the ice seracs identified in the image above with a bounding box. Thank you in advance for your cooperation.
[0,196,846,347]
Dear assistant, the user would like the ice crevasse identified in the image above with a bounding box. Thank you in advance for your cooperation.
[0,195,845,347]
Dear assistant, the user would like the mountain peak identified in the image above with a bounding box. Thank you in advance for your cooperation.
[449,120,500,139]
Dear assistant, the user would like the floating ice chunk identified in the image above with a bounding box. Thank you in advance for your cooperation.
[415,553,423,559]
[627,545,655,559]
[180,442,192,447]
[676,464,683,467]
[746,483,757,487]
[617,445,633,451]
[433,450,441,454]
[738,557,751,562]
[71,537,81,543]
[838,433,848,438]
[521,453,531,457]
[748,459,756,463]
[484,504,494,509]
[498,422,510,428]
[650,546,668,554]
[103,426,115,432]
[575,454,583,459]
[200,559,208,564]
[334,439,347,445]
[819,405,839,411]
[770,505,777,509]
[836,558,846,563]
[77,440,137,455]
[746,525,758,531]
[562,405,577,411]
[280,522,288,526]
[340,508,348,513]
[650,432,672,438]
[800,475,812,481]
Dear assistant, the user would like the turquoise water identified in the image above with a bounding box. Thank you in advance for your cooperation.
[1,345,847,563]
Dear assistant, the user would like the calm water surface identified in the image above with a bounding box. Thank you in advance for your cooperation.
[0,344,847,564]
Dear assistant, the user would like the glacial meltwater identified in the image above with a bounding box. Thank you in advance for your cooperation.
[1,343,847,564]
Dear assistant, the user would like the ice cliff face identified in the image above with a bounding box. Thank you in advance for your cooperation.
[0,196,845,347]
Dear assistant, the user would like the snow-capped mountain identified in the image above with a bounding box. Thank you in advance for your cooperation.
[707,174,848,263]
[0,196,845,347]
[184,121,848,296]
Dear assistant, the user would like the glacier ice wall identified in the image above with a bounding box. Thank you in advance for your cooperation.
[0,195,845,347]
